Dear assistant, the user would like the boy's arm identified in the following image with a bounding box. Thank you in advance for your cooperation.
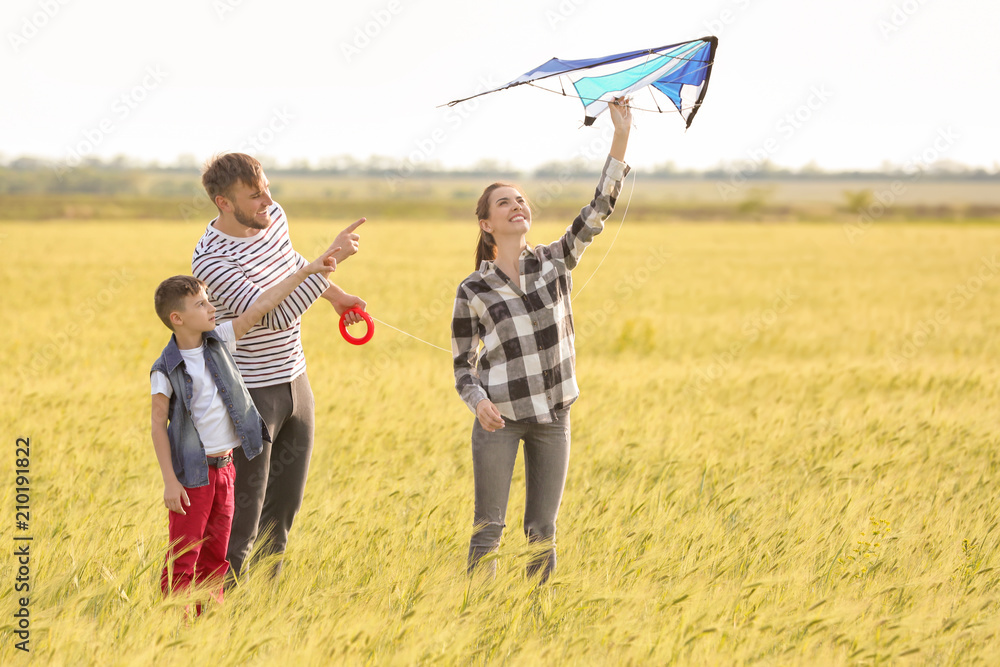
[151,392,189,515]
[194,217,366,333]
[230,242,341,340]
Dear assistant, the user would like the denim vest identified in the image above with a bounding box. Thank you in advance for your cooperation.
[150,328,268,488]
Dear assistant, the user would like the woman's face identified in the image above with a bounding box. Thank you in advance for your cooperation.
[481,186,531,237]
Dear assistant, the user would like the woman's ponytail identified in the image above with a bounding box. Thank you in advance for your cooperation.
[474,182,514,270]
[475,229,496,269]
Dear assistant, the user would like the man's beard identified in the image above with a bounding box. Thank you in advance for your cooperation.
[234,205,271,230]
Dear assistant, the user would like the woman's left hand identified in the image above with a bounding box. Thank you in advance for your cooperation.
[608,96,631,161]
[475,399,506,432]
[608,96,632,134]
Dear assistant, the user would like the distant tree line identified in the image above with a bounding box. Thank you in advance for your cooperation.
[0,154,996,196]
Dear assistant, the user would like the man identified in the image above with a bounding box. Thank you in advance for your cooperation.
[192,152,365,581]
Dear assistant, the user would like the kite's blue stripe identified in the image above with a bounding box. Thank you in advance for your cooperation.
[651,82,683,110]
[571,47,704,109]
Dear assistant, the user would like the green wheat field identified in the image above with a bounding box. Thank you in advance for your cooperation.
[1,214,999,665]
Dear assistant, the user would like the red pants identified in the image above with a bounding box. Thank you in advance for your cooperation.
[161,462,235,603]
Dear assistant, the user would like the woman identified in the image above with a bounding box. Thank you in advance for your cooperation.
[451,98,632,582]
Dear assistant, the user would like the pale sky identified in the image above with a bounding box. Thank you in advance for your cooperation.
[2,0,998,172]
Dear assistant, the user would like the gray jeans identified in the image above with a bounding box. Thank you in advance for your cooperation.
[468,408,571,582]
[227,372,315,581]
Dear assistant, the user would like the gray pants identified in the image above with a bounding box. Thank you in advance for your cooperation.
[468,408,571,582]
[227,372,315,581]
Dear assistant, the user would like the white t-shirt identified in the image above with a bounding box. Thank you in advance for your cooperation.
[151,322,242,456]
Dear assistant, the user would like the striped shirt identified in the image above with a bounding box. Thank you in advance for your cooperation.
[191,202,331,388]
[452,155,629,423]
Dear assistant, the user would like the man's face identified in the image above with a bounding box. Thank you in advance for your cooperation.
[228,173,274,230]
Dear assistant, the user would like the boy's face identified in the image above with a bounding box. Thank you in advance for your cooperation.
[173,287,217,332]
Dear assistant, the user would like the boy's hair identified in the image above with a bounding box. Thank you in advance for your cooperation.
[202,153,264,209]
[154,275,206,331]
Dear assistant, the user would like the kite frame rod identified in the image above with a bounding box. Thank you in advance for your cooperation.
[440,36,717,108]
[523,81,703,117]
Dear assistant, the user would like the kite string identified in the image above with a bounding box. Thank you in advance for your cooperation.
[571,166,636,302]
[368,315,451,353]
[570,56,645,301]
[526,80,706,115]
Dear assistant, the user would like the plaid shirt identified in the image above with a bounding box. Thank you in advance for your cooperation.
[452,155,630,423]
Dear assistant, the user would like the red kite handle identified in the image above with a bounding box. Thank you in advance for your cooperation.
[339,306,374,345]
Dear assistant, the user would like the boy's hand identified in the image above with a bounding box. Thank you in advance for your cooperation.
[164,478,191,515]
[331,218,366,263]
[306,244,342,277]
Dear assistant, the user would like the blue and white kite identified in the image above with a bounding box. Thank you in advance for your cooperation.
[445,36,718,128]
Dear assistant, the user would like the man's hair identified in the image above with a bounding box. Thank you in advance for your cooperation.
[154,275,206,330]
[202,153,264,209]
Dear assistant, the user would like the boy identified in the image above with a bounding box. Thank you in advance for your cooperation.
[150,241,342,606]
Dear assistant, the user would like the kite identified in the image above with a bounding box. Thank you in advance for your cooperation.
[444,36,718,128]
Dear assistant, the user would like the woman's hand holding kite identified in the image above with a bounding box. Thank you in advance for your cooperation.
[608,96,632,162]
